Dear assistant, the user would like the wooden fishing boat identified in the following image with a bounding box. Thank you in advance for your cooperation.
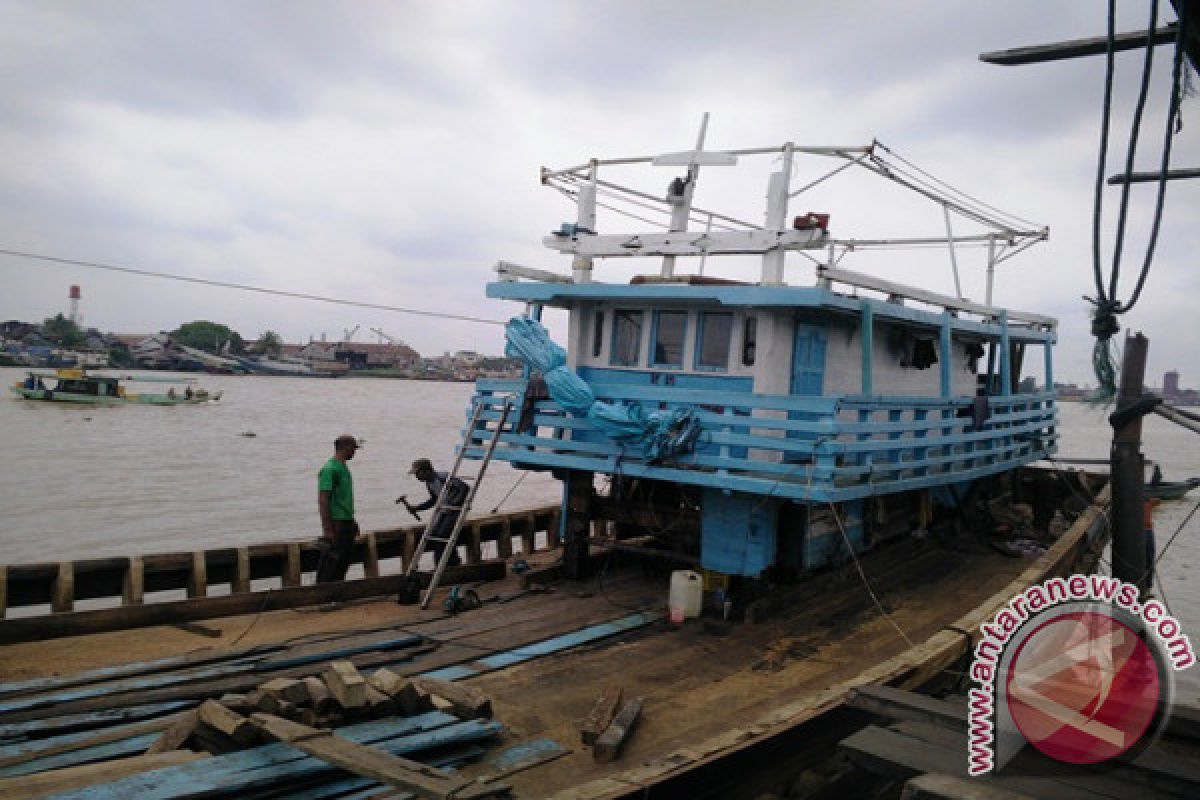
[10,368,222,406]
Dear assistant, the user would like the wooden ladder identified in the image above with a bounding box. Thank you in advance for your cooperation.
[405,398,512,609]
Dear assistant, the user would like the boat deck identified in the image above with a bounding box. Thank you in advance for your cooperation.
[0,521,1095,798]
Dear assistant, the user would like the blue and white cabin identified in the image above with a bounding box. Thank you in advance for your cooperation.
[469,122,1056,581]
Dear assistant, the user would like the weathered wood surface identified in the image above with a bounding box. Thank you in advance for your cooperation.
[0,749,206,800]
[413,678,492,720]
[198,699,258,747]
[143,709,199,755]
[902,772,1035,800]
[580,686,622,746]
[248,712,506,799]
[0,505,558,612]
[0,712,181,769]
[325,661,367,709]
[46,712,502,800]
[0,561,505,644]
[592,698,643,764]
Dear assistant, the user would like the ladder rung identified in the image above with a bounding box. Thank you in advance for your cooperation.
[427,536,453,543]
[440,505,465,512]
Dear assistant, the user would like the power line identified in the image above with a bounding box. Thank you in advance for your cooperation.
[0,247,506,327]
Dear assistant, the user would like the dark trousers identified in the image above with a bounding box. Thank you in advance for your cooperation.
[317,519,359,583]
[429,511,462,568]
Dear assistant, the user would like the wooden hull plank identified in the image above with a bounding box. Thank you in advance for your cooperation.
[0,657,264,715]
[255,633,425,672]
[0,713,181,769]
[0,701,196,741]
[420,611,659,681]
[50,714,501,800]
[0,730,160,778]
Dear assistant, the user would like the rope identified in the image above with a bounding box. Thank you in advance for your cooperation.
[0,247,506,326]
[1086,1,1187,402]
[826,501,916,649]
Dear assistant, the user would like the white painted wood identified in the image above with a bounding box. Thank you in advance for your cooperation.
[545,228,826,258]
[818,266,1056,328]
[494,261,573,283]
[652,149,738,166]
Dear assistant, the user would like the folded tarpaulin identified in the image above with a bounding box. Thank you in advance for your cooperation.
[505,317,702,462]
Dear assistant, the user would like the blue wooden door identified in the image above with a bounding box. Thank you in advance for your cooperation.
[786,323,827,457]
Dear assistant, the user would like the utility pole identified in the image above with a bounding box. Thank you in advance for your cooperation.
[1110,332,1149,593]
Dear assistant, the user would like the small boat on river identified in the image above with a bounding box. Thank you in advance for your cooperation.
[9,368,222,405]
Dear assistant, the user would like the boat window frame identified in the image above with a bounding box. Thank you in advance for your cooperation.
[610,309,644,367]
[649,309,687,369]
[591,309,605,359]
[741,315,758,366]
[694,311,734,372]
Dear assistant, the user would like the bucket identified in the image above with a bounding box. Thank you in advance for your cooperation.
[669,570,703,621]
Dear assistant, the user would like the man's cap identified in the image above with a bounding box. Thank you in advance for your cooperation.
[335,434,364,449]
[409,458,433,475]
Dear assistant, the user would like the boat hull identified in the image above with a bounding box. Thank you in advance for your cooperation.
[10,387,219,405]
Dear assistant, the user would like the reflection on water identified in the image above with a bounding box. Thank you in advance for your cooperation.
[1,370,1196,696]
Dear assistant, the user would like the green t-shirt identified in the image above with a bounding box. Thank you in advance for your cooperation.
[318,458,355,520]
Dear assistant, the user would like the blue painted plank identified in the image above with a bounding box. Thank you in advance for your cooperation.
[0,731,159,777]
[487,737,568,771]
[419,665,479,682]
[0,700,196,741]
[0,658,262,714]
[254,635,424,671]
[255,745,484,800]
[0,714,180,764]
[47,714,500,800]
[0,646,276,700]
[475,612,658,670]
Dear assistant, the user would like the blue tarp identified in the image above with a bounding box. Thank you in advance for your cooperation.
[505,317,702,462]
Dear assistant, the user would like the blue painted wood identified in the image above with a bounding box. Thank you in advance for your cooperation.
[1000,311,1012,396]
[485,283,1056,343]
[422,611,659,681]
[0,714,178,764]
[0,731,159,777]
[0,701,196,741]
[0,657,262,715]
[0,645,278,700]
[578,366,753,393]
[254,634,424,671]
[861,301,874,396]
[702,490,778,575]
[939,314,952,398]
[253,745,484,800]
[487,737,568,771]
[47,714,499,800]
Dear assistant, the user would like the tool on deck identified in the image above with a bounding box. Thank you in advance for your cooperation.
[442,586,482,614]
[402,397,513,610]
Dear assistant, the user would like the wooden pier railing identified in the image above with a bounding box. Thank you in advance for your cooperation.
[0,505,561,631]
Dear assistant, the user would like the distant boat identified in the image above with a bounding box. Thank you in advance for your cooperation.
[10,368,222,405]
[1146,476,1200,501]
[232,355,322,377]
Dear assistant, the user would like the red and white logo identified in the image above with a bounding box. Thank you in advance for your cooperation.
[1005,610,1161,764]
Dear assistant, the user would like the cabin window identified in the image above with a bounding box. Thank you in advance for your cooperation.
[742,316,757,366]
[591,310,605,358]
[696,312,733,370]
[650,311,687,368]
[611,309,643,367]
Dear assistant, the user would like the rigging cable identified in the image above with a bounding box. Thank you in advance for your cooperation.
[1087,0,1187,401]
[0,247,506,326]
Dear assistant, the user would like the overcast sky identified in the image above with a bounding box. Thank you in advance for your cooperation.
[0,1,1195,385]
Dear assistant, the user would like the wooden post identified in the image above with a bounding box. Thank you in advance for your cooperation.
[186,551,208,599]
[363,533,380,579]
[0,566,7,619]
[498,518,513,559]
[521,513,537,554]
[122,556,144,606]
[563,471,593,579]
[233,548,251,594]
[283,543,302,588]
[52,561,74,613]
[468,523,482,564]
[861,300,874,396]
[1111,331,1149,592]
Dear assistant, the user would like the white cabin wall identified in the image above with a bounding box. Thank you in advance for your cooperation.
[566,301,586,370]
[821,319,977,397]
[750,311,792,395]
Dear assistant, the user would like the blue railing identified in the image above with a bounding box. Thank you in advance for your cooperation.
[467,379,1057,503]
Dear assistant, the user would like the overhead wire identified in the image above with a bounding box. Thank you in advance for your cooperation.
[0,247,506,326]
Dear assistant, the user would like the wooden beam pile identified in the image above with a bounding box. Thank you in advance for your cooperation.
[578,685,643,763]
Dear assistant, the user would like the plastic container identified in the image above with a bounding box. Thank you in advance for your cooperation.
[669,570,703,621]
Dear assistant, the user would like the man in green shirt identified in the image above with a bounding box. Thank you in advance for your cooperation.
[316,434,362,583]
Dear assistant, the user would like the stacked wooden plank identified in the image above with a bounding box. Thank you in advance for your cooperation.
[0,606,659,797]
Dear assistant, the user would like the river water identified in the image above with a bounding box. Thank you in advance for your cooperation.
[2,367,1197,694]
